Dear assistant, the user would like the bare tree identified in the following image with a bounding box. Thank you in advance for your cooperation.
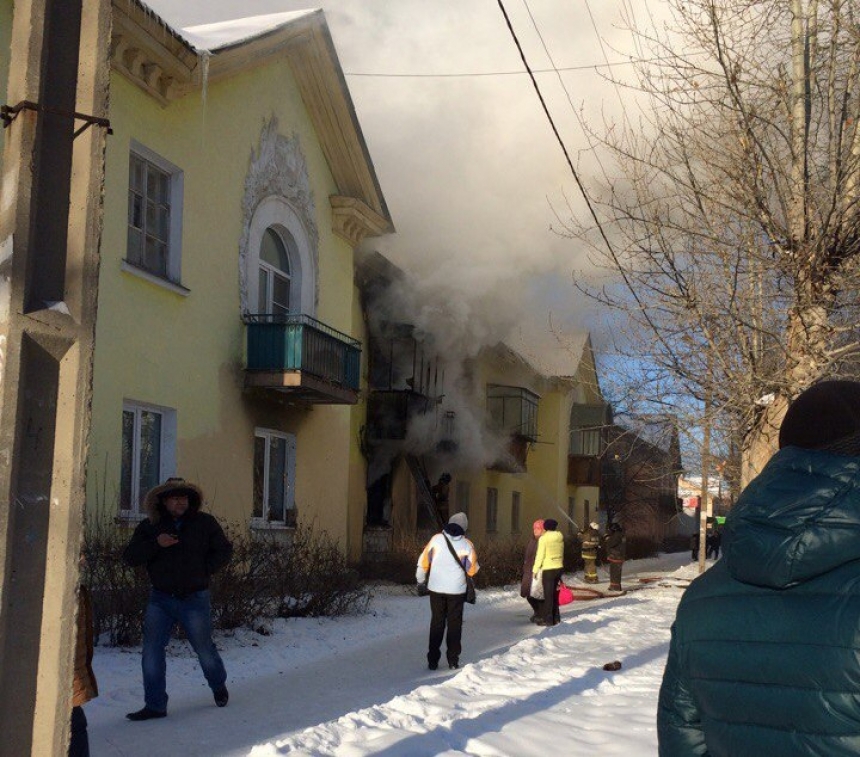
[566,0,860,485]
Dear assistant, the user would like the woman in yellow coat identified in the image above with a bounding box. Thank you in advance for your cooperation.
[532,519,565,626]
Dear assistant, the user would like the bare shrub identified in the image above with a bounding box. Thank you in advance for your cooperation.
[85,518,371,646]
[82,516,149,647]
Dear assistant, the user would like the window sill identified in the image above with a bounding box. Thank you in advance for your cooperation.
[115,512,147,525]
[249,518,295,531]
[121,260,190,296]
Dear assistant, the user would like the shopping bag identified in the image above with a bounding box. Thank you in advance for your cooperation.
[530,572,544,600]
[557,582,574,606]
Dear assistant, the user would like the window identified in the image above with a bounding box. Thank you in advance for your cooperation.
[570,428,602,457]
[568,497,576,534]
[126,143,183,283]
[120,401,177,517]
[456,480,470,517]
[584,499,591,526]
[244,196,315,318]
[487,385,539,440]
[486,487,498,533]
[511,491,521,533]
[253,428,296,526]
[258,227,297,316]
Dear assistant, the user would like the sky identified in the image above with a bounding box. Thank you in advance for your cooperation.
[143,0,668,360]
[85,551,697,756]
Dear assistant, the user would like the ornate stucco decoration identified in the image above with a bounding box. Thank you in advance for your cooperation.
[330,195,392,248]
[239,117,319,312]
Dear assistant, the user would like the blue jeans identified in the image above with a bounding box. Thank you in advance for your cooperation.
[142,589,226,712]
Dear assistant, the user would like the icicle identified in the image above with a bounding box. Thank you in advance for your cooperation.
[199,50,211,106]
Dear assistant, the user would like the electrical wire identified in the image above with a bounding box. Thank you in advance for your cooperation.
[344,58,657,79]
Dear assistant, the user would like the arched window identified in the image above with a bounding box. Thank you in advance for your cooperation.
[258,227,296,316]
[243,197,316,318]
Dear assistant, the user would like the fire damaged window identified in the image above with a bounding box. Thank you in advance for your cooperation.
[511,491,521,533]
[126,143,183,284]
[486,487,499,533]
[253,428,296,527]
[486,385,539,441]
[456,480,470,516]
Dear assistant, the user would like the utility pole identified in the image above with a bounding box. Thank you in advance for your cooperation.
[0,0,110,754]
[698,360,713,574]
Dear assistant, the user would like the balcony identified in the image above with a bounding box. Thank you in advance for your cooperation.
[365,390,432,440]
[244,313,361,404]
[568,455,602,486]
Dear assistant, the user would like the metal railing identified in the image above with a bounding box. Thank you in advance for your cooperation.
[243,313,361,390]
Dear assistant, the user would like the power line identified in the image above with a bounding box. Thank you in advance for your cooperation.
[344,56,668,79]
[494,0,614,256]
[495,0,681,370]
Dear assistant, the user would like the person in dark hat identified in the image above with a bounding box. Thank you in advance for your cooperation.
[520,520,545,622]
[123,477,233,721]
[533,518,565,626]
[658,380,860,755]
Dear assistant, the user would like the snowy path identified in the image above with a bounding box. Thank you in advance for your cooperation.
[86,553,693,756]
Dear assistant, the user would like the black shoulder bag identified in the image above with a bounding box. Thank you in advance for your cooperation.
[444,534,476,604]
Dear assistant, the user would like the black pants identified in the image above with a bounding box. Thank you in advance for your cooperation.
[540,568,564,624]
[526,595,542,616]
[428,591,466,666]
[609,561,623,590]
[70,706,89,757]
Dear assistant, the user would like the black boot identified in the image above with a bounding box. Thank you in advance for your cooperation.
[214,686,229,707]
[126,707,167,721]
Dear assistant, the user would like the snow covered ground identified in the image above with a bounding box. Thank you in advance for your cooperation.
[87,552,698,756]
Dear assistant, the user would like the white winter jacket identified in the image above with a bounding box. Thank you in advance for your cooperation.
[416,531,479,595]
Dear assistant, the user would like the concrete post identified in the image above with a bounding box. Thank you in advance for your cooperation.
[0,0,111,753]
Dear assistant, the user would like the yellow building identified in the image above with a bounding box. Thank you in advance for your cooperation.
[358,253,608,555]
[86,3,392,557]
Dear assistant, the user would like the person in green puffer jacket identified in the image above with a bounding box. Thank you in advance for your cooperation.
[658,381,860,756]
[533,519,565,626]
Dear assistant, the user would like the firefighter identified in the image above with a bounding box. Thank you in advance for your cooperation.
[578,521,601,584]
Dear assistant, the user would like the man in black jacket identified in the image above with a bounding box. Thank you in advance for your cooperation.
[123,477,233,721]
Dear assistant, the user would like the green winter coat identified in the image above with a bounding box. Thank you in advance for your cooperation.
[658,446,860,756]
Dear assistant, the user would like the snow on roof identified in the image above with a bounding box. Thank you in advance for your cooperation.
[503,330,590,380]
[181,10,319,51]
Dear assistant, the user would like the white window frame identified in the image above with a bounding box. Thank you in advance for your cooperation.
[246,197,315,317]
[251,427,297,528]
[119,400,177,519]
[124,140,184,286]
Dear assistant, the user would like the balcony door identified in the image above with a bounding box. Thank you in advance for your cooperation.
[259,226,294,316]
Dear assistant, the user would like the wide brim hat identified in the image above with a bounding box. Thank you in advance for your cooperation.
[143,477,204,520]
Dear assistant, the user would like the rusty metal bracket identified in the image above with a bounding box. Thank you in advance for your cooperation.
[0,100,112,138]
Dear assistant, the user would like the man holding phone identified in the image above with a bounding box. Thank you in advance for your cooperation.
[123,477,233,721]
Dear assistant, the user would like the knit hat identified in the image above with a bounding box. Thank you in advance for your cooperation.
[779,381,860,455]
[543,519,558,531]
[533,519,545,530]
[448,512,469,531]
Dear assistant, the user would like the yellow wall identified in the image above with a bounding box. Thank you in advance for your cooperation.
[0,0,11,159]
[88,58,360,546]
[438,344,604,545]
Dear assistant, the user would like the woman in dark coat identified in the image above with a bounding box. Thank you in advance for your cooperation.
[520,520,544,621]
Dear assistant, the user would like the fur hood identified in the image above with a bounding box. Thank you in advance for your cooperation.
[143,477,205,523]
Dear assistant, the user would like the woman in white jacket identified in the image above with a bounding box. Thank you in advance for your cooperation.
[416,512,480,670]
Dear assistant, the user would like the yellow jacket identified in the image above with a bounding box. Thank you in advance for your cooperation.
[533,530,565,573]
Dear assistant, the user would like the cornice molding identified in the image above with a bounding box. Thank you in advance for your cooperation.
[330,196,390,248]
